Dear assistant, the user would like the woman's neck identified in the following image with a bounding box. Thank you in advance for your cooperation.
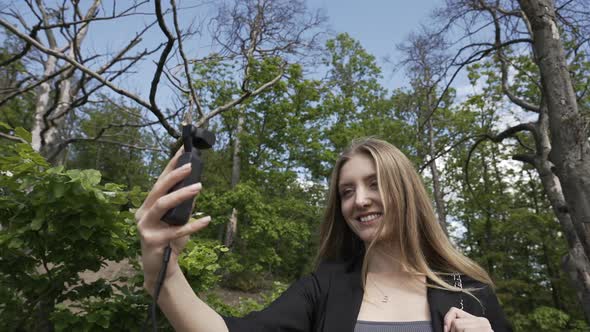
[365,243,412,275]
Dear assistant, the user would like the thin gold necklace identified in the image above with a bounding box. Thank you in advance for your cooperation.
[370,276,390,303]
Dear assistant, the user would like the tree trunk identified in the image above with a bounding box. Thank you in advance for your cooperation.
[33,296,55,332]
[225,208,238,248]
[427,117,447,234]
[481,150,495,276]
[31,0,100,159]
[518,0,590,320]
[40,73,73,159]
[536,153,590,322]
[542,242,563,310]
[31,56,57,152]
[529,106,590,322]
[224,109,244,248]
[519,0,590,260]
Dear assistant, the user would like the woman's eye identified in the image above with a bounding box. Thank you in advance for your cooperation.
[341,189,353,198]
[370,181,378,190]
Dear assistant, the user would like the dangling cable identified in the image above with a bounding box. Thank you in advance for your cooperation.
[142,244,172,331]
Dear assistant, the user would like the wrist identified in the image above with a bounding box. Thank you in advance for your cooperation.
[143,264,183,298]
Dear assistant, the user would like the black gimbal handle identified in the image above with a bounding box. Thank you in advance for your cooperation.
[162,126,215,225]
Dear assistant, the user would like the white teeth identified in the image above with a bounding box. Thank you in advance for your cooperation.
[359,214,381,223]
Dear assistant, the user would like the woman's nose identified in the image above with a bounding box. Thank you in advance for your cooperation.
[355,190,371,207]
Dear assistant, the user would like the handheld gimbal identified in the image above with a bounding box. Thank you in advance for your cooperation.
[143,115,216,331]
[162,116,216,225]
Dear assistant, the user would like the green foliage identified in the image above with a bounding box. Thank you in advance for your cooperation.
[180,239,228,293]
[321,33,399,168]
[0,140,143,330]
[51,289,152,332]
[512,306,589,332]
[65,97,164,190]
[447,57,589,328]
[0,36,36,132]
[197,181,321,290]
[206,281,289,317]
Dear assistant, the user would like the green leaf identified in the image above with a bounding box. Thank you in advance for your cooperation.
[94,190,105,201]
[52,182,66,199]
[31,215,44,231]
[87,312,97,323]
[0,121,12,130]
[14,127,32,143]
[79,227,93,240]
[66,169,82,182]
[8,237,23,249]
[80,216,97,227]
[47,166,65,174]
[104,183,122,191]
[81,169,101,188]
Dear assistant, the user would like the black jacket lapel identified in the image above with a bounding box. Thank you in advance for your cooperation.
[323,257,364,332]
[427,279,462,332]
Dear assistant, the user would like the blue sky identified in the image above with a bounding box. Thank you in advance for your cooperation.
[316,0,440,88]
[79,1,443,105]
[5,1,443,110]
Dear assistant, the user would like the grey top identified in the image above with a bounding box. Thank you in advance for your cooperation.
[354,320,433,332]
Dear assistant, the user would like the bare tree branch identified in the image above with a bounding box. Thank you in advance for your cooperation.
[149,0,177,137]
[0,17,179,138]
[481,0,542,113]
[418,37,532,130]
[0,65,69,108]
[171,0,203,119]
[0,23,40,67]
[196,69,284,126]
[0,131,28,143]
[47,137,166,162]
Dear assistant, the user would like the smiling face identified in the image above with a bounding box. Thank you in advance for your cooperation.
[338,152,385,245]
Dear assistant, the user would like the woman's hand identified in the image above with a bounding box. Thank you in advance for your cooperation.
[444,307,493,332]
[135,150,211,295]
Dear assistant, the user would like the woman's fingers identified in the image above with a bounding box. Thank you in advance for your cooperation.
[140,182,202,227]
[140,215,211,247]
[443,307,491,332]
[147,162,193,208]
[137,156,192,222]
[443,307,472,332]
[135,149,183,221]
[166,216,212,240]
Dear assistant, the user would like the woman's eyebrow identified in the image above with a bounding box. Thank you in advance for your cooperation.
[338,174,377,188]
[338,182,352,190]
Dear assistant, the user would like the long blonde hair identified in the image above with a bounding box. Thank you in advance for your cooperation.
[316,138,493,292]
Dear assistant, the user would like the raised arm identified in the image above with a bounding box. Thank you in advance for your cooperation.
[135,149,228,332]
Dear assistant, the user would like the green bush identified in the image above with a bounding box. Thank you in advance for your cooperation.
[512,306,590,332]
[180,239,228,293]
[0,138,143,330]
[0,132,223,330]
[206,280,289,317]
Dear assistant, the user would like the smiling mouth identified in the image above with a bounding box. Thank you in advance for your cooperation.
[357,213,382,223]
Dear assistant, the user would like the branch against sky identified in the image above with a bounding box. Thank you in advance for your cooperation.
[0,0,326,160]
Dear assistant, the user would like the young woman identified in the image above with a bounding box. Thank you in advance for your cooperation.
[136,138,512,332]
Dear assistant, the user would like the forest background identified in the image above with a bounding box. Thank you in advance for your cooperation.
[1,0,589,331]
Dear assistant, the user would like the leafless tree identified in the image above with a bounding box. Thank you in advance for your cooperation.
[409,0,590,321]
[0,0,324,166]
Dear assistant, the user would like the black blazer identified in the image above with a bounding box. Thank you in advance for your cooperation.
[223,256,512,332]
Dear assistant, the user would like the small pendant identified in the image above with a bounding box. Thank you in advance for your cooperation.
[382,296,389,303]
